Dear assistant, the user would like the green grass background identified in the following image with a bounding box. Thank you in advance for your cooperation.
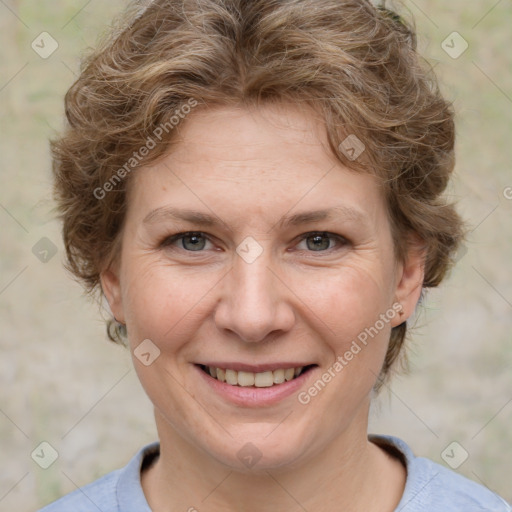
[0,1,511,510]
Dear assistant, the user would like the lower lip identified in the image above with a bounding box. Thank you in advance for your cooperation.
[194,365,316,407]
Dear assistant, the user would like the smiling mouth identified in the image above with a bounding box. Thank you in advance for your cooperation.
[198,364,317,388]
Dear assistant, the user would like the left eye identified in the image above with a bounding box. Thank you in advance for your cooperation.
[296,232,346,252]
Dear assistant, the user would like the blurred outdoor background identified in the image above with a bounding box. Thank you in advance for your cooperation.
[0,0,511,510]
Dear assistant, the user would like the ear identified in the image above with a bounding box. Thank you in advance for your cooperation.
[100,264,125,324]
[390,233,426,328]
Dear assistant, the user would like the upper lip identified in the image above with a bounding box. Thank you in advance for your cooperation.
[196,362,315,373]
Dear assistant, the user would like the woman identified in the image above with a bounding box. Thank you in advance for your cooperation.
[40,0,510,510]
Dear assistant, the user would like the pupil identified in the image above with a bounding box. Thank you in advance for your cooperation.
[184,234,205,251]
[308,234,330,251]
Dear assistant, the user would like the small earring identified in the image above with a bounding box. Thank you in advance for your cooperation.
[114,316,125,325]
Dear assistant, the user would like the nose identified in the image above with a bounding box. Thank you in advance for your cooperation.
[213,252,295,343]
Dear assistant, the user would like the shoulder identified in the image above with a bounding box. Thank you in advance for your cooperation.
[37,470,120,511]
[408,456,511,511]
[36,442,159,512]
[370,434,511,512]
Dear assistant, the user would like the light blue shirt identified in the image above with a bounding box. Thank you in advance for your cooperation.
[38,435,511,511]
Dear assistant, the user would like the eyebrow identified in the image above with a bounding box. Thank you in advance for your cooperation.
[143,207,224,227]
[142,205,368,230]
[276,206,368,228]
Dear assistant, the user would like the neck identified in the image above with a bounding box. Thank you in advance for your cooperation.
[142,404,405,512]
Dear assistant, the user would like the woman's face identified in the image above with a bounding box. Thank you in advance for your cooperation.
[102,102,423,470]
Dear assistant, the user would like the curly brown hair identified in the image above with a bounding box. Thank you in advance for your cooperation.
[51,0,466,389]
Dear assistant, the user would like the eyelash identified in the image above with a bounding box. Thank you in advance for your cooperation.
[160,231,349,255]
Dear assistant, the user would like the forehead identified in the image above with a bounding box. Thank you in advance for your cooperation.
[127,103,386,227]
[167,102,331,166]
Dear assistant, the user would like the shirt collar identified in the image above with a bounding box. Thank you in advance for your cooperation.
[116,441,160,511]
[116,435,419,511]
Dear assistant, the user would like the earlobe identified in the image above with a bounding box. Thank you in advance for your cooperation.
[100,267,125,324]
[391,234,426,327]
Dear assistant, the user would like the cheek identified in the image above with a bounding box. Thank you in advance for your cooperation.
[123,254,234,353]
[303,272,395,410]
[120,257,218,345]
[294,262,397,396]
[294,260,395,337]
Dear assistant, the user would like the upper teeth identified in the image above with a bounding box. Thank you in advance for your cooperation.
[207,366,304,387]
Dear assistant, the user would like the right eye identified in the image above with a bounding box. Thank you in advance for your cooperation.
[161,231,215,252]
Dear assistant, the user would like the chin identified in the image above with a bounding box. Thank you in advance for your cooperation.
[202,423,315,473]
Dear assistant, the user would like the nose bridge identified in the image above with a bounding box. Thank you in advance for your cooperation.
[233,254,275,310]
[214,248,294,343]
